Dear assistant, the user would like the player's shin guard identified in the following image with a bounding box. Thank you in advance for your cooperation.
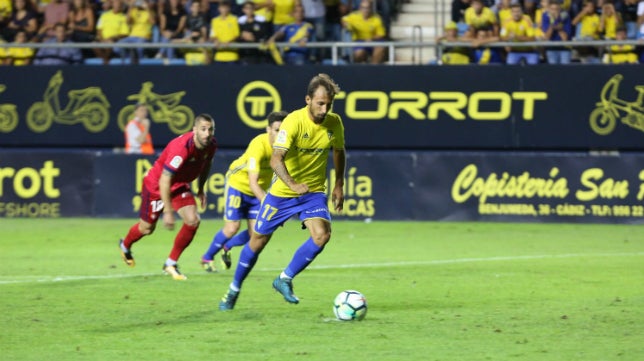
[169,223,199,261]
[284,237,323,278]
[231,243,258,290]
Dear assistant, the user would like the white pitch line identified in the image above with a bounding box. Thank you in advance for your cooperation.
[0,252,642,285]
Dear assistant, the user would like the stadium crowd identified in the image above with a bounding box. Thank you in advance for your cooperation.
[0,0,641,65]
[445,0,644,64]
[0,0,396,65]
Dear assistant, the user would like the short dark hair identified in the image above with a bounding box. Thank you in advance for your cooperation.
[194,113,214,126]
[268,111,288,126]
[307,73,341,99]
[219,0,231,6]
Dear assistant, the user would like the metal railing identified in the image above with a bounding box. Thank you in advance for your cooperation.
[0,38,641,65]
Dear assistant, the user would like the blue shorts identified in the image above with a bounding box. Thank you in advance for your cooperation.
[254,192,331,235]
[224,185,261,221]
[353,40,381,53]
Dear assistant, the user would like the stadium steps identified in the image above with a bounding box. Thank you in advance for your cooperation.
[390,0,451,64]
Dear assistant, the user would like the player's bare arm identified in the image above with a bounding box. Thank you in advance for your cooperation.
[248,172,266,201]
[332,148,346,211]
[196,160,212,208]
[159,169,176,230]
[270,148,309,194]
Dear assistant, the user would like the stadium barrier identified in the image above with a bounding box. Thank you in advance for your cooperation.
[0,39,641,65]
[2,149,644,224]
[0,65,642,150]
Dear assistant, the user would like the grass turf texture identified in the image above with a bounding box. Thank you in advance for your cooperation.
[1,219,642,361]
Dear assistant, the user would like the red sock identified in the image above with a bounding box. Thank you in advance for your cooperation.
[123,223,144,249]
[168,223,199,262]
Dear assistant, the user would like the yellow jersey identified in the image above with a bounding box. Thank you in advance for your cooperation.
[253,0,273,22]
[498,8,512,27]
[210,14,240,62]
[270,107,345,198]
[7,47,34,65]
[0,0,12,19]
[534,8,545,38]
[342,11,386,40]
[605,45,638,64]
[96,11,129,40]
[128,8,153,39]
[501,17,535,52]
[227,133,274,196]
[602,15,618,39]
[464,7,497,29]
[578,14,600,39]
[272,0,296,26]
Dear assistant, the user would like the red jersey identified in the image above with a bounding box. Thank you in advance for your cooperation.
[143,131,217,196]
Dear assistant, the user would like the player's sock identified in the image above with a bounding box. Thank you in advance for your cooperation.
[203,230,228,261]
[123,223,144,249]
[224,230,251,250]
[169,223,199,261]
[283,237,323,278]
[231,243,258,289]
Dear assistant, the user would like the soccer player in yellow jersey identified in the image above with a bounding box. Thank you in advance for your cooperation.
[341,0,386,63]
[219,73,346,310]
[209,0,240,63]
[501,4,539,65]
[201,111,287,272]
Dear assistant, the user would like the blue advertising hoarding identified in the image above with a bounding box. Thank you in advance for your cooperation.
[2,150,644,224]
[0,66,642,150]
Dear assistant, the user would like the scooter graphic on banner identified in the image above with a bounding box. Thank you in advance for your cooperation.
[26,71,110,133]
[589,74,644,136]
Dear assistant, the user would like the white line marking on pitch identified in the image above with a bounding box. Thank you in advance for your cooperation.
[0,252,642,285]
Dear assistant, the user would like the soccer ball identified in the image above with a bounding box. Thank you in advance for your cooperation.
[333,290,367,321]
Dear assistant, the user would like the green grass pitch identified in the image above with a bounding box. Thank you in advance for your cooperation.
[1,218,642,361]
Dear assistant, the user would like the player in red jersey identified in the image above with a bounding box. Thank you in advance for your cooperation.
[118,113,217,280]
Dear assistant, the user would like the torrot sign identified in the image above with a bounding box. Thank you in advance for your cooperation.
[0,66,642,150]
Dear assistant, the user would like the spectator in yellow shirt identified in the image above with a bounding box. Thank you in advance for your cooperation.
[599,2,622,39]
[500,4,539,64]
[0,0,12,24]
[436,21,471,65]
[572,0,601,63]
[603,27,638,63]
[5,30,33,65]
[272,0,300,33]
[497,0,513,26]
[341,0,386,63]
[464,0,498,38]
[94,0,130,64]
[209,0,240,63]
[116,0,156,64]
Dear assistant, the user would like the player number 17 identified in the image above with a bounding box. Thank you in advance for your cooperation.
[261,204,278,221]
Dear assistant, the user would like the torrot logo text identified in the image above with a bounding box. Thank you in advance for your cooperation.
[334,90,548,121]
[237,81,282,129]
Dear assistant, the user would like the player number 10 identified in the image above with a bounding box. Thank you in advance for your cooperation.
[227,195,241,208]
